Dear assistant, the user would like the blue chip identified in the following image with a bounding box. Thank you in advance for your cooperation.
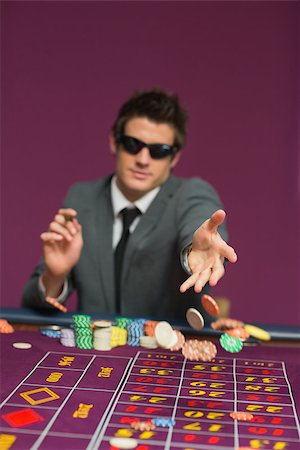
[41,329,61,338]
[152,417,175,427]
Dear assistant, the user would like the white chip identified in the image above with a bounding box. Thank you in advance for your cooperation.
[13,342,32,349]
[109,437,138,449]
[155,321,175,348]
[186,308,204,330]
[93,320,112,328]
[166,330,178,349]
[140,336,158,348]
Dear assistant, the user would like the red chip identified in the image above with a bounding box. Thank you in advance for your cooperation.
[230,411,254,421]
[182,339,217,362]
[211,317,244,330]
[170,330,185,351]
[1,408,44,428]
[226,327,250,340]
[201,294,219,316]
[46,296,68,313]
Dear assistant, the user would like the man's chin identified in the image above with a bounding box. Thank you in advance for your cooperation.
[123,180,151,199]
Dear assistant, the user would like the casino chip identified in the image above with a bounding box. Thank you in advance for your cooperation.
[12,343,32,349]
[93,320,112,328]
[131,420,156,431]
[144,320,159,337]
[60,328,75,347]
[169,330,185,351]
[40,326,62,339]
[109,437,138,449]
[244,324,271,341]
[230,411,254,421]
[186,308,204,331]
[0,319,14,334]
[93,325,112,351]
[127,319,146,346]
[111,326,127,348]
[154,321,178,349]
[225,327,250,340]
[201,294,220,316]
[151,417,176,427]
[211,317,244,331]
[45,296,67,312]
[219,333,243,353]
[73,314,93,349]
[182,339,217,361]
[139,335,158,349]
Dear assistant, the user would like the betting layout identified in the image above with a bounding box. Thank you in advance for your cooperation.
[1,346,300,450]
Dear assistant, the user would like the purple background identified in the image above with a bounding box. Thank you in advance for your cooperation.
[1,1,299,324]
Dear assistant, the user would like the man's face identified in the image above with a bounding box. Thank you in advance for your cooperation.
[110,117,181,202]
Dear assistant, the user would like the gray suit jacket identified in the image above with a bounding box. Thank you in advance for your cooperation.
[22,175,227,319]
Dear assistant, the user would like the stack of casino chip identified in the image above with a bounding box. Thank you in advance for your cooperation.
[72,314,93,349]
[93,320,112,351]
[115,317,133,330]
[60,328,75,347]
[111,326,127,348]
[40,326,61,339]
[151,417,176,427]
[139,335,158,349]
[131,420,156,431]
[127,319,146,346]
[144,320,159,337]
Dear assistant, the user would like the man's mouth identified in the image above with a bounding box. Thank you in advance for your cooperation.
[130,169,150,180]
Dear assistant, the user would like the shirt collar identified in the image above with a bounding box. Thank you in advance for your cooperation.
[111,176,160,217]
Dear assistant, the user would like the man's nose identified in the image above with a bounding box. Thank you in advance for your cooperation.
[135,146,151,164]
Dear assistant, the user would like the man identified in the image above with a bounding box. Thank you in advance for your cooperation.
[22,88,237,319]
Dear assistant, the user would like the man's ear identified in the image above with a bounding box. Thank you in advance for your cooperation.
[170,150,182,169]
[109,133,117,156]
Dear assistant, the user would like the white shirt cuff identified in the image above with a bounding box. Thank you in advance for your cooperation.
[38,275,68,303]
[180,243,193,275]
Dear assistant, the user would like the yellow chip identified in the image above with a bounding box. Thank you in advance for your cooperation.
[244,324,271,341]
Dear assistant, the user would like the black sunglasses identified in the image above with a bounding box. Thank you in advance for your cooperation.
[116,134,178,160]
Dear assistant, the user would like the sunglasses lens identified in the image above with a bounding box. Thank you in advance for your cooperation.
[118,135,176,159]
[149,145,173,159]
[121,136,142,154]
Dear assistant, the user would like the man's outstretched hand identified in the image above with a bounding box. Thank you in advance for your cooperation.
[180,209,237,294]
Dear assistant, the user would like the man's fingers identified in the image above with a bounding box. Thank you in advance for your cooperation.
[58,208,77,218]
[220,241,238,263]
[40,232,63,242]
[206,209,226,233]
[54,214,66,225]
[180,268,211,294]
[193,268,212,293]
[54,213,80,236]
[209,260,225,286]
[179,273,199,293]
[49,222,73,241]
[72,218,81,231]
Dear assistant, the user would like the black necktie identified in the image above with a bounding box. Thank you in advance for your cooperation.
[115,207,140,313]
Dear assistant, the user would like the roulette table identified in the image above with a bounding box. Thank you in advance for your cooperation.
[0,308,299,450]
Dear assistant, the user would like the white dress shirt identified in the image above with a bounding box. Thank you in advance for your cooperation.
[111,176,160,249]
[39,177,161,301]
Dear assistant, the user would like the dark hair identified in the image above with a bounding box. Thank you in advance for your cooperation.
[112,88,188,149]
